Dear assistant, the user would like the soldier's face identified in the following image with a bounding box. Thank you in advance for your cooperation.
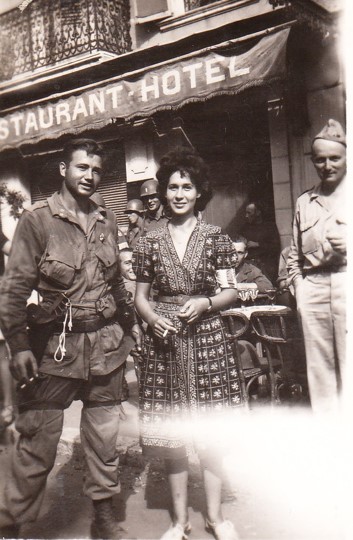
[311,140,346,187]
[119,252,136,280]
[127,211,139,225]
[60,149,103,198]
[144,195,161,213]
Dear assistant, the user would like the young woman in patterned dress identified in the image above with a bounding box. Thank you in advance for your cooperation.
[133,147,242,540]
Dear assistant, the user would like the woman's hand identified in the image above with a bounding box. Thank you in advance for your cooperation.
[178,297,209,324]
[151,317,178,338]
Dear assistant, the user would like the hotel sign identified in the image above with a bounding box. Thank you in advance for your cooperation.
[0,29,289,150]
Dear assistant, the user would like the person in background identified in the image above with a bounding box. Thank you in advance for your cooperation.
[239,200,280,283]
[0,232,14,430]
[0,231,11,258]
[140,179,169,233]
[118,247,138,404]
[287,119,347,414]
[119,247,137,297]
[133,147,242,540]
[276,246,296,309]
[233,234,273,293]
[0,138,142,540]
[118,247,143,385]
[124,199,144,248]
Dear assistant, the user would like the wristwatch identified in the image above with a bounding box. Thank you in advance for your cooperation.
[206,297,213,312]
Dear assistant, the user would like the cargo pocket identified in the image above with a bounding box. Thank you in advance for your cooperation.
[300,218,319,255]
[99,322,124,354]
[39,241,83,289]
[44,332,81,363]
[15,409,44,437]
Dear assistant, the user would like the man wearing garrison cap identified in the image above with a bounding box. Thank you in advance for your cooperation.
[287,119,347,413]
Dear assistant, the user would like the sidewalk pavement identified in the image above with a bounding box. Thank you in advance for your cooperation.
[0,357,345,540]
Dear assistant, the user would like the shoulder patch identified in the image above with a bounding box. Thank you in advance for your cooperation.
[26,199,49,212]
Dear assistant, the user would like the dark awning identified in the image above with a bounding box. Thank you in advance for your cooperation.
[0,27,290,151]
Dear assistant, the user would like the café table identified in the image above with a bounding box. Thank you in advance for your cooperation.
[221,305,293,404]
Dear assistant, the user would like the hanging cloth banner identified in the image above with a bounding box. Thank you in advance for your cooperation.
[0,28,290,150]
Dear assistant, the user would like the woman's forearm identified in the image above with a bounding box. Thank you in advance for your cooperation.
[134,293,158,328]
[208,288,237,313]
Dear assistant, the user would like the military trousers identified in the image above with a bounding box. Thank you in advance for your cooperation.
[297,271,346,413]
[1,365,124,526]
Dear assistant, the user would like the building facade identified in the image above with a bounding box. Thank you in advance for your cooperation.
[0,0,345,253]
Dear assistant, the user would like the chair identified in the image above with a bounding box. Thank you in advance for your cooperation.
[249,309,306,404]
[221,311,277,407]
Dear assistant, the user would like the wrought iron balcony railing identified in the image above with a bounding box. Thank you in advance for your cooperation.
[0,0,131,83]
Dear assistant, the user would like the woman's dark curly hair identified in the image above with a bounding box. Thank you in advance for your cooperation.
[156,147,213,212]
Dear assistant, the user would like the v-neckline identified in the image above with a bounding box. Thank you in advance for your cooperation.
[166,220,199,265]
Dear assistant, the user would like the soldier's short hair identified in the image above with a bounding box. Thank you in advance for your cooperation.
[62,138,105,165]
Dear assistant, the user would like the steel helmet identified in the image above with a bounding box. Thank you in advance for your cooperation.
[140,179,159,198]
[124,199,144,214]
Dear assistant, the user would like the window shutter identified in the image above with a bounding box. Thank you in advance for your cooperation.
[135,0,170,22]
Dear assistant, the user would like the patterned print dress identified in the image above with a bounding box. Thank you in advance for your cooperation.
[133,220,242,456]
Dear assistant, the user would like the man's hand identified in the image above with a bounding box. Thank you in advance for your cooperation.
[11,350,38,382]
[326,232,346,255]
[131,324,143,353]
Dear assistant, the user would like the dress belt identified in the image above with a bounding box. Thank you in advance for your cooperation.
[157,295,191,306]
[53,316,114,333]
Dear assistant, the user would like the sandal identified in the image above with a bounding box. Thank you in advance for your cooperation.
[160,522,191,540]
[205,519,239,540]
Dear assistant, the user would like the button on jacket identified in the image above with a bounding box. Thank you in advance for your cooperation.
[0,192,136,379]
[287,184,347,283]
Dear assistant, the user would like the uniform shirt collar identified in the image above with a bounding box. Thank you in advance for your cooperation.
[48,191,107,222]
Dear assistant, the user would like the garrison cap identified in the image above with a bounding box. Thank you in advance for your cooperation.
[313,119,346,147]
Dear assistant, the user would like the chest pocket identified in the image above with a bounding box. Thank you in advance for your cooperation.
[299,218,320,255]
[96,244,118,282]
[39,245,84,289]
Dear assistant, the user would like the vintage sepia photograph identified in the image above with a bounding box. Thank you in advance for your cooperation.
[0,1,350,539]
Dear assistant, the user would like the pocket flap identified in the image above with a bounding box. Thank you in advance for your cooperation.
[45,247,83,269]
[96,245,116,268]
[299,218,319,233]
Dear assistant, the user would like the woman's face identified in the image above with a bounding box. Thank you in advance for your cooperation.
[166,171,200,217]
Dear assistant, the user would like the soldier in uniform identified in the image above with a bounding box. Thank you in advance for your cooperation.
[288,119,347,413]
[140,179,169,233]
[124,198,144,248]
[232,234,273,292]
[0,138,142,539]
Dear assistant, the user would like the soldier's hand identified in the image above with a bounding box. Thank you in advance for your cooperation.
[326,233,346,255]
[11,350,38,382]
